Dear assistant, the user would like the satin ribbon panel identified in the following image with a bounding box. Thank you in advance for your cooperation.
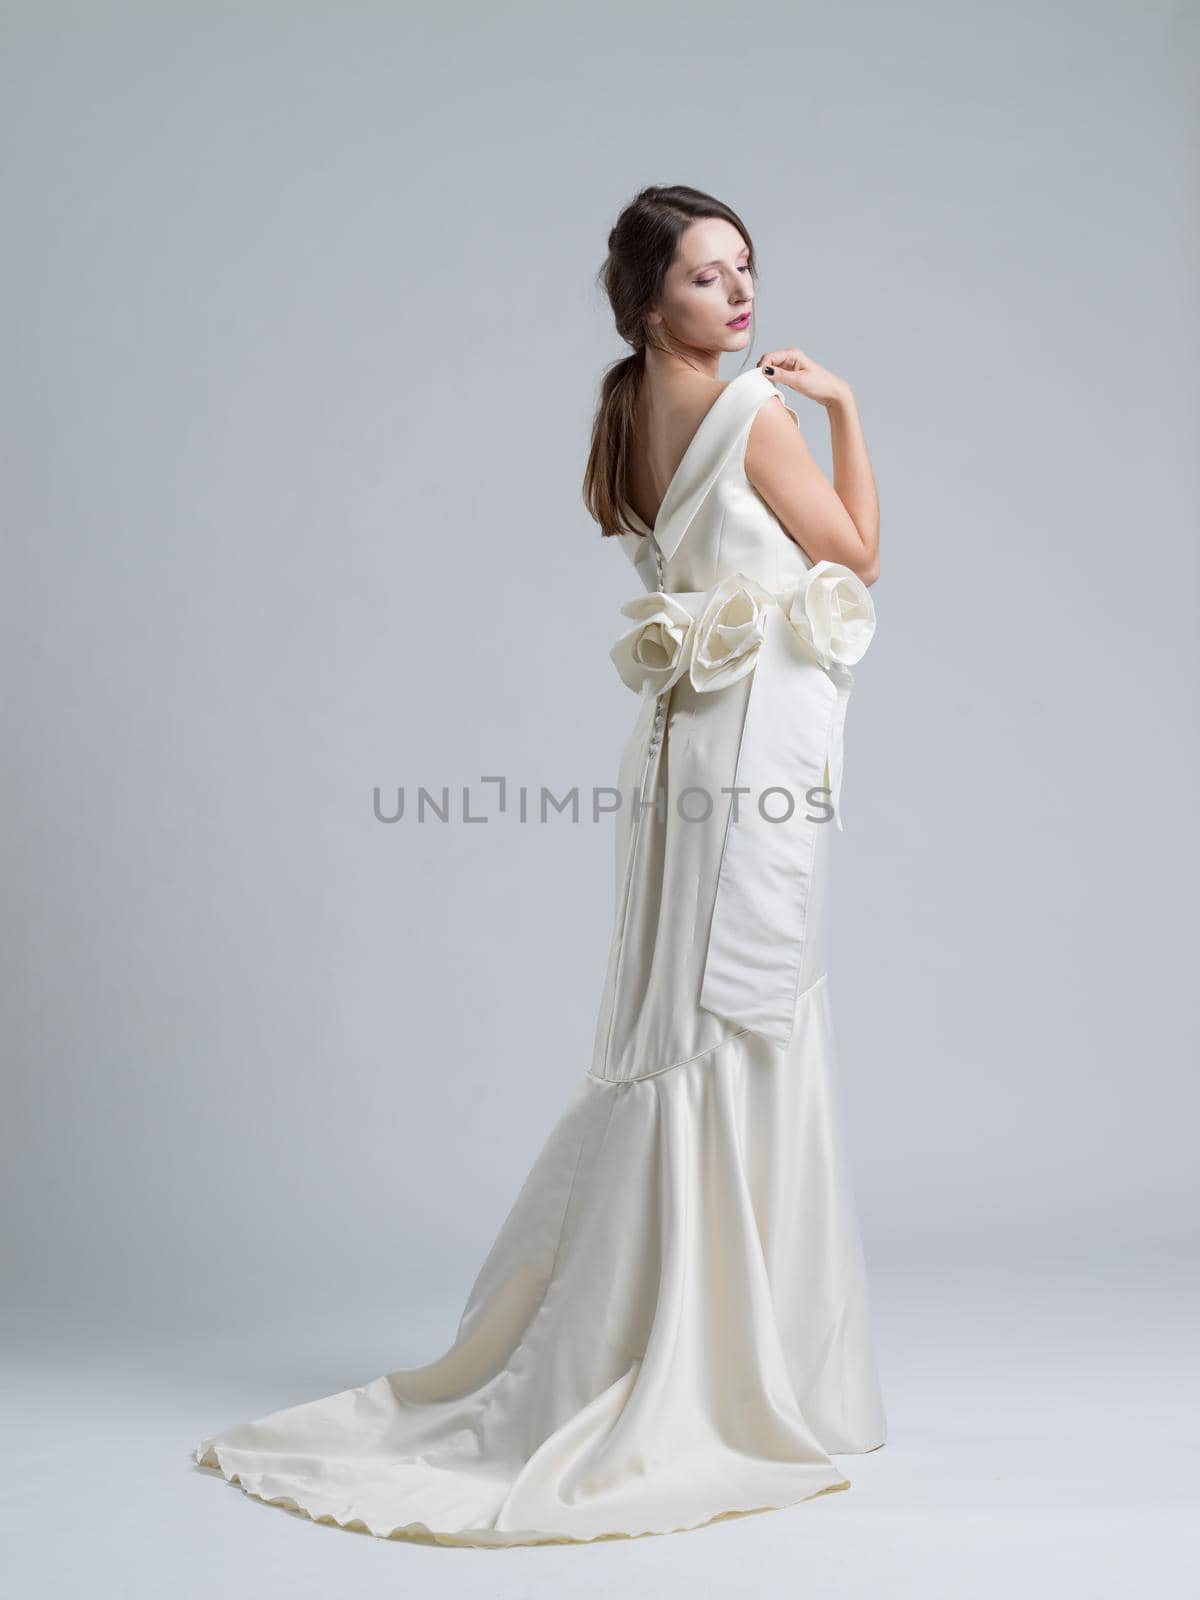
[608,565,875,1050]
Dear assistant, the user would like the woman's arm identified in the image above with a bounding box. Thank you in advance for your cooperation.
[744,349,880,585]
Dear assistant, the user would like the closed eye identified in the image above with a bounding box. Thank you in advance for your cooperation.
[696,266,752,286]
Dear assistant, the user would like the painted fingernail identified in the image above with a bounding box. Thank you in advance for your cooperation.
[764,366,775,375]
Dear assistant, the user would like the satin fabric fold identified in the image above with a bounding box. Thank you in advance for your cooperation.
[195,975,884,1546]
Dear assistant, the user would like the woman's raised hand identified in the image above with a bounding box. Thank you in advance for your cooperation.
[756,348,848,408]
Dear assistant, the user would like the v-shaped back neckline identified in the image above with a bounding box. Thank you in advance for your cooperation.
[625,368,764,542]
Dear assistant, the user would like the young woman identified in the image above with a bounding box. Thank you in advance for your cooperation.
[194,182,885,1547]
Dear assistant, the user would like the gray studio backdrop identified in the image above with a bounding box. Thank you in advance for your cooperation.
[3,1,1195,1354]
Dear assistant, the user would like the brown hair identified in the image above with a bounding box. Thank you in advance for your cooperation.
[582,184,758,539]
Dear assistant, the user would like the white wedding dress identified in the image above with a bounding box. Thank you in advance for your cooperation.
[194,367,887,1546]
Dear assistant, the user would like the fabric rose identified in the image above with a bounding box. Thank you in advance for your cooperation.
[689,573,775,693]
[610,591,697,694]
[783,560,876,669]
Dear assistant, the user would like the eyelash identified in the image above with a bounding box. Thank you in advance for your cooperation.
[696,266,752,286]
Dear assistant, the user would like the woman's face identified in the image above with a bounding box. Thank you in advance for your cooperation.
[647,218,755,355]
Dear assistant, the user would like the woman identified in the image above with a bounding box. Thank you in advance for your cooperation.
[194,183,885,1547]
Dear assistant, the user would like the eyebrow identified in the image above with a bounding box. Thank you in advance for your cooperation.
[687,249,751,274]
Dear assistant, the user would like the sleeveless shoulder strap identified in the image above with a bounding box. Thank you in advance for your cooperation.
[653,370,788,564]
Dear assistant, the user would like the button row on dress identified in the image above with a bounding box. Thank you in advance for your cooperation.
[647,693,667,753]
[648,542,667,756]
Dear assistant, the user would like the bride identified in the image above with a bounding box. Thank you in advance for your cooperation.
[195,182,885,1547]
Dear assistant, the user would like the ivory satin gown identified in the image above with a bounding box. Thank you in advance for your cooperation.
[194,367,887,1546]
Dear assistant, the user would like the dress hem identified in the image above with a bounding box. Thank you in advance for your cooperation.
[192,1440,856,1548]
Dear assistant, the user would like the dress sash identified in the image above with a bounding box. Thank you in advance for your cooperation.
[609,569,871,1050]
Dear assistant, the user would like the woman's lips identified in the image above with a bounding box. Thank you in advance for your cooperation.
[726,312,751,328]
